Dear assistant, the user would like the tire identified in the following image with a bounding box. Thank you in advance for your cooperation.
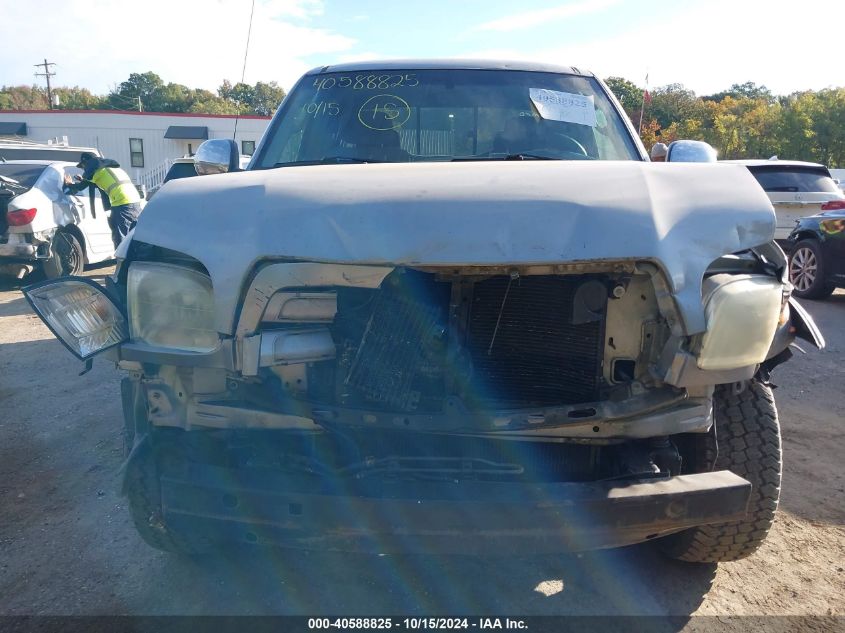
[124,450,208,556]
[660,380,781,563]
[42,229,85,279]
[789,239,835,300]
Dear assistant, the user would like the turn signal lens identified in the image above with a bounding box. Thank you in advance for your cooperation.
[23,279,128,359]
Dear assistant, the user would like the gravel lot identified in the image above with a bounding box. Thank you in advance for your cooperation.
[1,265,843,618]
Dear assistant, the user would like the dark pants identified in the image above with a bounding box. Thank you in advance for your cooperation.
[110,203,141,249]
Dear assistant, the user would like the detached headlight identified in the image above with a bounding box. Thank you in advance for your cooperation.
[128,262,218,352]
[697,274,782,370]
[24,278,127,359]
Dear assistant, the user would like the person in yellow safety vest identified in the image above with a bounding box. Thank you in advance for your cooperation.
[63,152,142,248]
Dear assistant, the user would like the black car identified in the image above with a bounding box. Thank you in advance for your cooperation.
[787,208,845,299]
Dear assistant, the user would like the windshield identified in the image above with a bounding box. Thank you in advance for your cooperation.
[748,166,841,193]
[255,69,641,167]
[0,164,47,189]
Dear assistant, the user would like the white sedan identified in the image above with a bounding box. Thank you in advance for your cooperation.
[0,160,116,279]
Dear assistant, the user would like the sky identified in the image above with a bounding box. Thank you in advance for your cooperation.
[2,0,843,98]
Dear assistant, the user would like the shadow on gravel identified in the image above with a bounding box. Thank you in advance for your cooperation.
[129,541,715,619]
[0,261,115,291]
[0,293,32,317]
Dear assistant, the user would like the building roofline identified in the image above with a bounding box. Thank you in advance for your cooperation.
[0,109,272,120]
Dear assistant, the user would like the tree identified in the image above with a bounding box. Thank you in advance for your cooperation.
[809,89,845,167]
[705,82,773,104]
[648,83,704,129]
[775,92,817,162]
[0,85,49,110]
[108,72,165,111]
[53,86,104,110]
[188,95,240,115]
[251,81,286,116]
[604,76,643,117]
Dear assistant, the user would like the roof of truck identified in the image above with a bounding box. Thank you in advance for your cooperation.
[307,58,591,77]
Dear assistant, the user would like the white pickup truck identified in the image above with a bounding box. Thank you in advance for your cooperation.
[24,59,824,565]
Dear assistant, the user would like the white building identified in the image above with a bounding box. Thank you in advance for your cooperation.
[0,109,271,191]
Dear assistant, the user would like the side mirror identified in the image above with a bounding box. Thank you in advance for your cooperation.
[194,139,240,176]
[666,140,718,163]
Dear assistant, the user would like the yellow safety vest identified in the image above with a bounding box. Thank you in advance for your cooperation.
[90,166,141,207]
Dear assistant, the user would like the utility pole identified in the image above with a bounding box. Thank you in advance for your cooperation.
[34,58,56,110]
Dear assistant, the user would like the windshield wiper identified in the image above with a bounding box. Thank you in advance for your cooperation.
[453,153,555,162]
[272,156,384,168]
[504,153,556,161]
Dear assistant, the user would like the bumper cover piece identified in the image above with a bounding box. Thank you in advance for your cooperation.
[0,242,37,259]
[160,465,750,554]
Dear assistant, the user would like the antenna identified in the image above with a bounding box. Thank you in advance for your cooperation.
[34,59,57,110]
[233,0,256,141]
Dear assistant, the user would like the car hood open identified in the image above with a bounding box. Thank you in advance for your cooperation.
[133,160,775,334]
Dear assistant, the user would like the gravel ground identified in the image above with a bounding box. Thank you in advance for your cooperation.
[0,265,843,618]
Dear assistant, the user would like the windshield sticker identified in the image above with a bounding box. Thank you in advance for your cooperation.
[529,89,597,127]
[357,94,411,130]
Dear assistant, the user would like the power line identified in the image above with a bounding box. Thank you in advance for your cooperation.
[34,58,56,109]
[233,0,256,141]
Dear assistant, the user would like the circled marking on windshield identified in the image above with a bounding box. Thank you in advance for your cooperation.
[357,94,411,130]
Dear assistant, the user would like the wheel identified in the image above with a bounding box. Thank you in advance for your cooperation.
[789,239,834,300]
[124,450,209,556]
[660,380,781,563]
[42,230,84,278]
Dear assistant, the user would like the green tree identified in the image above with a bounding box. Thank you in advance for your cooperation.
[775,92,817,161]
[0,85,48,110]
[648,83,704,129]
[251,81,286,116]
[53,86,104,110]
[705,82,773,103]
[218,79,285,115]
[809,89,845,167]
[108,71,165,111]
[604,76,643,117]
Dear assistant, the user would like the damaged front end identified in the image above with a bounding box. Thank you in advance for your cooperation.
[24,239,821,553]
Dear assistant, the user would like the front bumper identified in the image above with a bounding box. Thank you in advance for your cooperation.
[159,462,750,554]
[0,242,37,260]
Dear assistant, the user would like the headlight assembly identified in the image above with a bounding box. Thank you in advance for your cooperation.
[127,262,218,352]
[697,274,782,371]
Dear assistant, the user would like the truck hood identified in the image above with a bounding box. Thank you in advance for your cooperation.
[133,160,775,334]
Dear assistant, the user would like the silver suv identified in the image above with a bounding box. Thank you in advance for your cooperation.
[25,60,823,562]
